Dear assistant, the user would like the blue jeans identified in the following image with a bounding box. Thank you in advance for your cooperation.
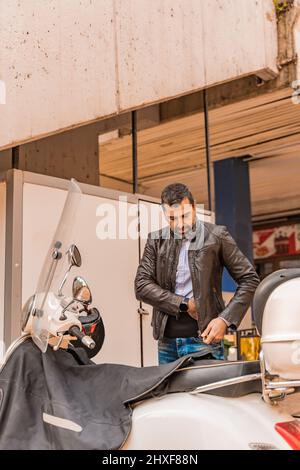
[158,336,225,364]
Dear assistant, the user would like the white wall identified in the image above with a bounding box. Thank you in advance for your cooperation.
[0,0,278,149]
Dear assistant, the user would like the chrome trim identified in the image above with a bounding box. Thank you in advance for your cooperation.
[266,380,300,389]
[190,373,262,395]
[260,349,298,405]
[175,360,259,372]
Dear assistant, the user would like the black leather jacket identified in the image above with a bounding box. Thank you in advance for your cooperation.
[134,218,260,340]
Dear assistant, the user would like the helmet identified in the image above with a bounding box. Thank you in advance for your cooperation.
[70,307,105,358]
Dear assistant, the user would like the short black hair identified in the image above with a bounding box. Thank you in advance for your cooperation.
[161,183,195,207]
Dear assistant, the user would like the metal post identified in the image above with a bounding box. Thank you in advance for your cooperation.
[12,146,20,169]
[131,110,143,366]
[4,169,23,349]
[131,110,138,194]
[203,89,212,211]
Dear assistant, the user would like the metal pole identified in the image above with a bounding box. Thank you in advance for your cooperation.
[131,110,138,194]
[12,146,20,169]
[131,110,144,365]
[190,373,262,395]
[4,170,23,349]
[203,89,212,211]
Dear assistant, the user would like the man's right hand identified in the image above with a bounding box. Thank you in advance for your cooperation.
[187,298,198,320]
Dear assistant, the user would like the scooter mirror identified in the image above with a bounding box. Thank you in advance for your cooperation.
[58,245,82,297]
[73,276,92,304]
[68,244,82,268]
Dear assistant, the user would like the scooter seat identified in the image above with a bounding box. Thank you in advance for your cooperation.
[166,358,262,397]
[140,358,262,400]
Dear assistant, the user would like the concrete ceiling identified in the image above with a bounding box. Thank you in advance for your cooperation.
[99,87,300,221]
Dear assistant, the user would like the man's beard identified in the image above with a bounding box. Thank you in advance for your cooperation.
[174,220,196,239]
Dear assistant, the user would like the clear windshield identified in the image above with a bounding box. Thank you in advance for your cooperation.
[31,179,82,352]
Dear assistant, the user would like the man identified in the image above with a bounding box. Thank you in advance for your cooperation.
[134,183,260,364]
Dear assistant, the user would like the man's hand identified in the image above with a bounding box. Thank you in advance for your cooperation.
[201,318,227,344]
[187,298,198,320]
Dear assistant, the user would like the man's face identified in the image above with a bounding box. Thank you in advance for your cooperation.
[163,197,196,238]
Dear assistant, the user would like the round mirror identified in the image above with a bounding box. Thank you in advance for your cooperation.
[72,276,92,304]
[68,245,82,268]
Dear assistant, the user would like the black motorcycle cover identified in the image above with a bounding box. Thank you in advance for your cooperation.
[0,338,190,450]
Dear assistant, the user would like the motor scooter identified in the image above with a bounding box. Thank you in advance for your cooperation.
[0,179,299,450]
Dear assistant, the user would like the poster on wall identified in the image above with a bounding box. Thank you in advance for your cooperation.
[253,224,300,259]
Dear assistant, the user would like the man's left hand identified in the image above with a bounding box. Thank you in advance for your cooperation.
[201,318,227,344]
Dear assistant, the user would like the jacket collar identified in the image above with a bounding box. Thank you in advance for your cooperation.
[167,216,205,249]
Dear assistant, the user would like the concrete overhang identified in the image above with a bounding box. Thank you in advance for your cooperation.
[0,0,278,150]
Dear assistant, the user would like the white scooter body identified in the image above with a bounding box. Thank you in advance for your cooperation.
[124,392,299,450]
[123,269,300,450]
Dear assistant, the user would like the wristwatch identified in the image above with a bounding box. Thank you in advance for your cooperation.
[179,296,189,313]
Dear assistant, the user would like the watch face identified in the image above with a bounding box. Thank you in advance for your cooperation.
[180,302,188,312]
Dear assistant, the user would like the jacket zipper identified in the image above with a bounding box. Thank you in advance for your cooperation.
[188,249,201,334]
[160,240,182,339]
[213,287,224,312]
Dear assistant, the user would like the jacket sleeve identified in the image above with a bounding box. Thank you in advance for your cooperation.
[218,226,260,329]
[134,234,184,317]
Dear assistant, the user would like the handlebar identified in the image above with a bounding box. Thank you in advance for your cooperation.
[68,326,95,350]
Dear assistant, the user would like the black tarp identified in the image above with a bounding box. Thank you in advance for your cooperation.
[0,338,190,450]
